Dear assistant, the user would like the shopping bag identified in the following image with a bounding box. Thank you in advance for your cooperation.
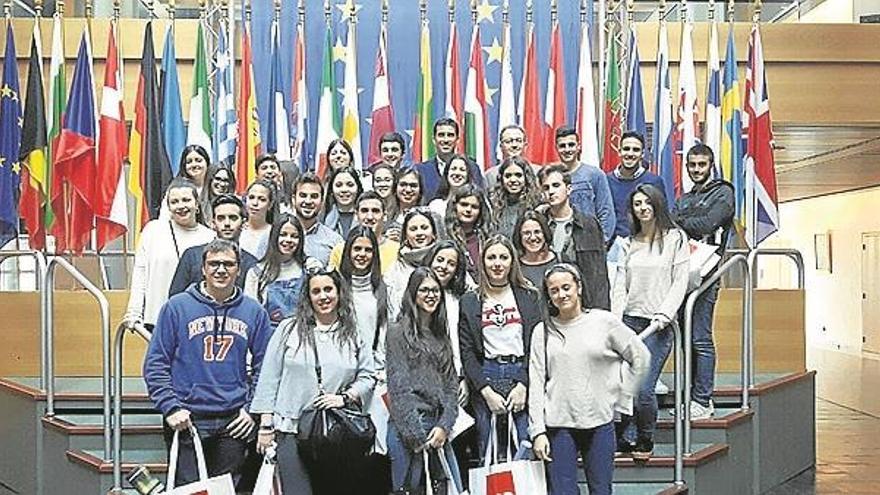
[468,415,547,495]
[687,239,721,292]
[450,406,475,441]
[428,448,469,495]
[164,427,236,495]
[365,382,391,454]
[252,446,283,495]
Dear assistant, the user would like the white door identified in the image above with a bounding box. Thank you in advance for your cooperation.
[862,233,880,354]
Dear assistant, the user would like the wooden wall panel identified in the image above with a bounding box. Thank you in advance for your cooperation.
[0,291,147,377]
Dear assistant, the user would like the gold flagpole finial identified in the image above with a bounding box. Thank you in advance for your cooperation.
[503,0,510,24]
[420,0,428,22]
[526,0,533,24]
[85,0,93,18]
[245,0,252,23]
[470,0,478,23]
[167,0,175,20]
[753,0,762,22]
[727,0,736,22]
[35,0,44,17]
[448,0,455,23]
[325,0,332,24]
[299,0,306,25]
[708,0,716,21]
[381,0,389,23]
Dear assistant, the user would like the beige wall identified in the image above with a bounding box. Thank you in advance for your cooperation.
[799,0,855,22]
[760,186,880,354]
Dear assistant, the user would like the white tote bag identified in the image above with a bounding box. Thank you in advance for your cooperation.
[365,382,391,454]
[164,426,236,495]
[468,415,547,495]
[252,446,283,495]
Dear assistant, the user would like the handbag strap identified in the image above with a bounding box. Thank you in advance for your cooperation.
[309,334,324,394]
[167,425,208,490]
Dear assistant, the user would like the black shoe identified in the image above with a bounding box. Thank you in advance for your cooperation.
[631,438,654,462]
[615,439,635,457]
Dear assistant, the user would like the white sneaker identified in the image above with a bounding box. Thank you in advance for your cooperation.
[690,400,715,420]
[654,378,670,395]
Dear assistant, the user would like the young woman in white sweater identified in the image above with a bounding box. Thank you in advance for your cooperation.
[610,183,690,461]
[384,209,438,320]
[530,264,649,495]
[339,225,392,495]
[123,178,215,330]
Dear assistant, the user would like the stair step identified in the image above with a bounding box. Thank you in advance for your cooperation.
[656,407,754,429]
[611,482,688,494]
[614,442,728,468]
[67,448,168,474]
[44,413,163,435]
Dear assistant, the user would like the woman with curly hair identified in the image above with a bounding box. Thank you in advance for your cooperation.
[490,156,542,237]
[244,214,307,327]
[445,184,493,282]
[251,269,376,494]
[386,267,463,494]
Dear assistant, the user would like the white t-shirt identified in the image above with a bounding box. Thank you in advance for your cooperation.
[481,286,525,358]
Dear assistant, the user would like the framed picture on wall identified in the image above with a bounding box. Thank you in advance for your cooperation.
[814,232,832,272]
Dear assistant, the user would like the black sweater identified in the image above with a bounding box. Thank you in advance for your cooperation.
[386,319,459,451]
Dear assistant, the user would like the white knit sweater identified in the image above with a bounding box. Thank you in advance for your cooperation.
[125,219,214,325]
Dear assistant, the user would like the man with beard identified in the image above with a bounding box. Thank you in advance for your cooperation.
[606,131,669,241]
[674,144,735,420]
[144,239,272,488]
[293,172,343,267]
[538,165,611,311]
[554,126,616,243]
[328,191,400,273]
[415,118,484,201]
[169,195,258,296]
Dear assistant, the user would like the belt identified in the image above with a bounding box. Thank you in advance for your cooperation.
[487,355,524,364]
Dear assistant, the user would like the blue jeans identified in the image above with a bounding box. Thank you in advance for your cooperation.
[545,422,615,495]
[685,280,719,407]
[387,418,463,492]
[162,414,249,487]
[472,360,529,461]
[619,315,673,443]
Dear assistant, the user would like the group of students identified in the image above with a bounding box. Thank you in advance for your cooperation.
[132,118,735,495]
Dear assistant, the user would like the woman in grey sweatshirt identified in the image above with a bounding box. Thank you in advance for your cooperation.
[530,263,649,495]
[250,270,376,494]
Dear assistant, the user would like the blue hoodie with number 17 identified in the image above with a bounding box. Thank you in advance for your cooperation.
[144,283,273,417]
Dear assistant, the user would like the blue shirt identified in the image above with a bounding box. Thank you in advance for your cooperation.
[569,163,616,243]
[304,221,343,267]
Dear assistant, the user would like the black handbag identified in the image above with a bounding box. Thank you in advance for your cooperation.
[296,334,376,464]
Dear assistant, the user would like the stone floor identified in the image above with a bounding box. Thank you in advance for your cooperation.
[767,348,880,494]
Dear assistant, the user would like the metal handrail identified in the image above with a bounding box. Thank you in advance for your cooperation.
[729,247,805,289]
[635,319,684,484]
[683,254,752,454]
[0,250,48,387]
[112,322,152,492]
[43,256,113,460]
[746,248,804,384]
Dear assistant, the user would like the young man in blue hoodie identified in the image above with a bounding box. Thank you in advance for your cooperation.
[144,239,272,486]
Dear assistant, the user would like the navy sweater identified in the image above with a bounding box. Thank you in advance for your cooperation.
[606,168,670,240]
[144,284,272,416]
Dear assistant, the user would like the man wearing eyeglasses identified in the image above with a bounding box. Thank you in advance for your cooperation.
[144,238,273,487]
[605,131,671,242]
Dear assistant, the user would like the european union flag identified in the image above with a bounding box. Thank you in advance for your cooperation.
[0,24,23,248]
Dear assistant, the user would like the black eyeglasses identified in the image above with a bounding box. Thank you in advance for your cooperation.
[206,260,238,270]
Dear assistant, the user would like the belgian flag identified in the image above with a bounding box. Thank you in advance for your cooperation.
[19,19,49,250]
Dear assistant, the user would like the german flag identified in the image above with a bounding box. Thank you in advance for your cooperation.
[128,21,171,232]
[19,19,48,250]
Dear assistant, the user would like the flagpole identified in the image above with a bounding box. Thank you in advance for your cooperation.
[750,0,761,249]
[728,0,736,22]
[624,0,634,129]
[598,0,606,142]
